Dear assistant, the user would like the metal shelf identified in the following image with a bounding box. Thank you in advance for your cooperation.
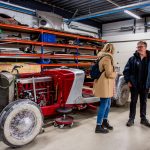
[0,23,105,67]
[0,53,97,60]
[0,23,106,42]
[41,63,92,67]
[0,39,99,50]
[0,23,41,33]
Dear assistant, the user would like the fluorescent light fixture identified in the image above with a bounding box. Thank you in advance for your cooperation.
[124,10,141,19]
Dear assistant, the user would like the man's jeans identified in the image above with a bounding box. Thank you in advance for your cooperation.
[97,98,111,125]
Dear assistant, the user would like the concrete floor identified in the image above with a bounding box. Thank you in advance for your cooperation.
[1,100,150,150]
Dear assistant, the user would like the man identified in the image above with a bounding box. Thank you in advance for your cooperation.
[123,41,150,127]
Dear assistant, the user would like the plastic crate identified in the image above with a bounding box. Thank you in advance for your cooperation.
[37,59,51,64]
[40,33,56,43]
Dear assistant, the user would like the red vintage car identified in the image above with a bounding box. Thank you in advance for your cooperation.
[0,67,129,147]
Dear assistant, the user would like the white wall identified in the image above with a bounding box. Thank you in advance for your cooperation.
[102,19,134,36]
[102,18,150,73]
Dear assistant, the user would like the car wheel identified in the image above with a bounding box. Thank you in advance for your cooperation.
[0,99,43,148]
[116,83,130,106]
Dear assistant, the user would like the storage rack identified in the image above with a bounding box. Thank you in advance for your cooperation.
[0,23,106,68]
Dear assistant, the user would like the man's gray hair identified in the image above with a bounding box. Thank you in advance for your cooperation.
[137,41,147,47]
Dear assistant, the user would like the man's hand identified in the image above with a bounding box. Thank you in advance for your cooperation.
[128,82,132,88]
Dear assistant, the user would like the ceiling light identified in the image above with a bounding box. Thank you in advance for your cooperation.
[124,10,141,19]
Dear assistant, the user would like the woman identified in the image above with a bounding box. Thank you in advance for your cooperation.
[93,43,116,134]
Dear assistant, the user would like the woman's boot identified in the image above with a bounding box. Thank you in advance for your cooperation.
[102,119,113,130]
[95,125,109,133]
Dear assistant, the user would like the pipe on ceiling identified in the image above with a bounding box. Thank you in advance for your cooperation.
[66,1,150,22]
[0,1,35,15]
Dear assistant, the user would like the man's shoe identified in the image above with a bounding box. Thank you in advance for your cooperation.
[126,119,134,127]
[102,119,113,130]
[141,119,150,127]
[95,125,109,134]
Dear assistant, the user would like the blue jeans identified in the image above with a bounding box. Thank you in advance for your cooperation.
[97,98,111,125]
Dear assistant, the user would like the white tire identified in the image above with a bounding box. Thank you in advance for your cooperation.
[0,99,43,147]
[114,76,130,106]
[116,83,130,106]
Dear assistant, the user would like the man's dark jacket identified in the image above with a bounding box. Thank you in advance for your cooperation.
[123,50,150,89]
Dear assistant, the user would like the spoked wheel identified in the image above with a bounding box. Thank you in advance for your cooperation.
[0,99,43,148]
